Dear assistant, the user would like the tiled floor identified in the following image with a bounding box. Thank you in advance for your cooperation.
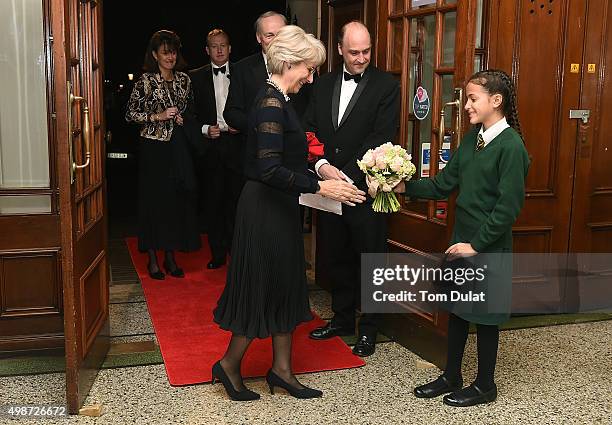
[2,238,611,424]
[2,284,611,424]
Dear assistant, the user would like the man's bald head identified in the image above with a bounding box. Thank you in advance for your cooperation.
[338,21,370,46]
[337,21,371,75]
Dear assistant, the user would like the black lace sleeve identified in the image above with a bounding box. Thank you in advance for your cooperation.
[125,76,150,123]
[255,95,319,194]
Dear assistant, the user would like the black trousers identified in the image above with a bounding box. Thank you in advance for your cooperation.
[318,202,387,338]
[197,133,244,261]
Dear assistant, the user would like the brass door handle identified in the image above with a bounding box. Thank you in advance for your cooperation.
[439,88,463,147]
[67,82,92,182]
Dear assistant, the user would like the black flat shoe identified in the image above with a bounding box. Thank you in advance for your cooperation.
[163,261,184,278]
[207,258,226,269]
[266,369,322,399]
[352,335,376,357]
[147,263,165,280]
[309,323,354,340]
[211,361,260,401]
[443,383,497,407]
[414,375,463,398]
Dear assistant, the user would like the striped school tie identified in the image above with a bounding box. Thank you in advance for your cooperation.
[476,133,485,151]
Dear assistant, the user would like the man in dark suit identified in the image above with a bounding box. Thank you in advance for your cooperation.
[223,11,287,133]
[305,21,400,357]
[190,29,241,269]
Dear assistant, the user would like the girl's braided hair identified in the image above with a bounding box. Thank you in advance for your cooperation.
[469,69,523,140]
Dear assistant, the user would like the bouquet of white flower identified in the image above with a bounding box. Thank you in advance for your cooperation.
[357,142,417,213]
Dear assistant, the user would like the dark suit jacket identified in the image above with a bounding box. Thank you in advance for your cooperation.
[223,52,314,134]
[189,63,242,167]
[189,63,233,129]
[304,65,400,191]
[223,52,267,134]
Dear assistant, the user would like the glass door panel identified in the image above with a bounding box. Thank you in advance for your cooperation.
[441,12,457,67]
[404,14,438,217]
[0,0,50,190]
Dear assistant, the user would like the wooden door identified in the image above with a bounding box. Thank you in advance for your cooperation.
[487,0,612,312]
[567,1,612,253]
[319,0,379,73]
[374,0,479,367]
[0,0,64,353]
[51,0,109,413]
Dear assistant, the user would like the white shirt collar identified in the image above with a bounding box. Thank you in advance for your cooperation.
[342,64,363,80]
[479,117,510,146]
[262,52,270,74]
[212,61,228,70]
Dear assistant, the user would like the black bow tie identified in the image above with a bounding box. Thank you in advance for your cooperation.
[343,71,362,83]
[213,65,226,76]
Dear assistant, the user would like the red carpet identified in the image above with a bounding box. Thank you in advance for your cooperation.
[126,235,365,386]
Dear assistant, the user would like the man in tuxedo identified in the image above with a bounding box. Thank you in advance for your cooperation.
[305,21,400,357]
[190,29,241,269]
[223,11,286,133]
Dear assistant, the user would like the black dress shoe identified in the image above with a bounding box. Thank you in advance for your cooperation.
[443,383,497,407]
[414,375,463,398]
[309,323,354,340]
[163,261,184,278]
[352,335,376,357]
[147,263,165,280]
[207,258,226,269]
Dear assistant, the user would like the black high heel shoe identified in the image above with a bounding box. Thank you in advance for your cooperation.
[163,261,184,278]
[266,369,322,399]
[211,361,260,401]
[147,263,165,280]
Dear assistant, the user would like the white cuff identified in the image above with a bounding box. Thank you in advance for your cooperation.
[202,124,210,137]
[315,159,329,178]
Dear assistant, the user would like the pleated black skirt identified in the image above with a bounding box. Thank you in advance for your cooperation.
[213,180,312,339]
[137,132,200,252]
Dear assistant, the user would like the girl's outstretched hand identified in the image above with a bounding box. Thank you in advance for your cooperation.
[445,242,478,261]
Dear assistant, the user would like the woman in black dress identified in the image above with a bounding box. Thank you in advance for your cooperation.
[212,25,366,401]
[126,30,200,279]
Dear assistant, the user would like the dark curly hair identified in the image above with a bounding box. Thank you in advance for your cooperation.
[142,30,187,73]
[468,69,523,139]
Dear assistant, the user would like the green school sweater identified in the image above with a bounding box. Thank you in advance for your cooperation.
[406,127,529,253]
[405,127,529,324]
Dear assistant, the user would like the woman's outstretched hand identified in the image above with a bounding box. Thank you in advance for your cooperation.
[317,180,366,206]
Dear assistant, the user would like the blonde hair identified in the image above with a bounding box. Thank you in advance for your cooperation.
[266,25,326,75]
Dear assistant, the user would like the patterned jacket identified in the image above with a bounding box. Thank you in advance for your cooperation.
[125,71,193,141]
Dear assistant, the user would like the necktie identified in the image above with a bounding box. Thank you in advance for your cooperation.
[476,133,485,151]
[213,65,226,76]
[343,71,362,84]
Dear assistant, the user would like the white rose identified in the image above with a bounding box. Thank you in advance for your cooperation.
[362,151,376,168]
[390,157,403,172]
[375,156,387,170]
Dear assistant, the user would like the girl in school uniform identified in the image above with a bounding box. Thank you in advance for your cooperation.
[394,69,529,407]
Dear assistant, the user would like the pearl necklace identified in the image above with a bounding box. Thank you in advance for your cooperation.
[266,78,290,102]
